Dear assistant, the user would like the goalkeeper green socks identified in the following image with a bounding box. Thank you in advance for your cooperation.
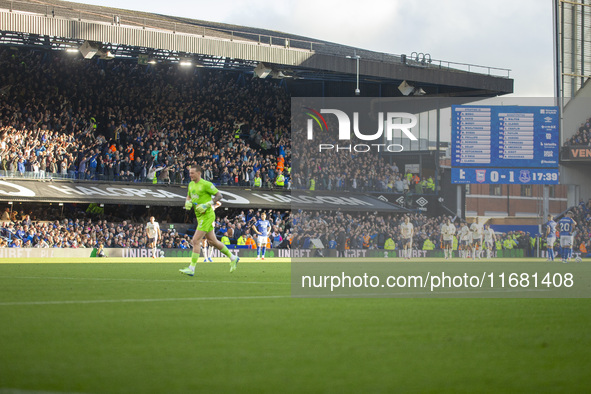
[190,252,199,268]
[220,246,233,259]
[190,248,231,266]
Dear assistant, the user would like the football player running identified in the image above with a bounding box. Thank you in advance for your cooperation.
[179,164,239,276]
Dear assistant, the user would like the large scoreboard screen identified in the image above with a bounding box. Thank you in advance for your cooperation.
[451,105,559,184]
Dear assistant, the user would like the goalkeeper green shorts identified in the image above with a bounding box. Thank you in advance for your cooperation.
[196,209,215,233]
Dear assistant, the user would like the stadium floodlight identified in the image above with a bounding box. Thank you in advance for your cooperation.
[66,48,79,54]
[346,51,361,96]
[179,58,193,67]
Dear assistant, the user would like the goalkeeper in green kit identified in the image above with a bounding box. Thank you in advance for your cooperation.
[180,164,239,276]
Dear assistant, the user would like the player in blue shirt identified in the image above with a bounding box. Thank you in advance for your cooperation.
[545,214,557,261]
[252,212,271,260]
[558,211,577,263]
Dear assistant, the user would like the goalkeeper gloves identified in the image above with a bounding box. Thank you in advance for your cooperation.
[184,200,193,210]
[195,201,213,214]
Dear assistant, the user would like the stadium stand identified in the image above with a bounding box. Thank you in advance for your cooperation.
[0,46,439,193]
[0,47,545,253]
[1,46,584,256]
[572,199,591,257]
[0,47,290,186]
[565,117,591,146]
[4,196,585,255]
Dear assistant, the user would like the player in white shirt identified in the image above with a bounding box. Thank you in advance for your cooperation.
[400,216,414,259]
[146,216,162,258]
[470,221,483,260]
[440,218,456,259]
[458,222,472,259]
[201,239,212,263]
[483,224,496,259]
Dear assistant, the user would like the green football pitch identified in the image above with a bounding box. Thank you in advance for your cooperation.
[1,258,590,393]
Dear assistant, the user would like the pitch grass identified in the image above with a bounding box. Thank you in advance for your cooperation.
[0,258,590,393]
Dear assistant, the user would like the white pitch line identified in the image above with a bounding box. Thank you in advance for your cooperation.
[292,288,553,297]
[0,276,288,285]
[0,294,292,306]
[0,288,554,307]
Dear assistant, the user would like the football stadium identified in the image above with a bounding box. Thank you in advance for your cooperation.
[1,1,591,393]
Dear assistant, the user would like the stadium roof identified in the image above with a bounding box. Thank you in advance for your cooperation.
[0,0,513,97]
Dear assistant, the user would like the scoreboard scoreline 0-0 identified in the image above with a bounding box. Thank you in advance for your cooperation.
[451,105,559,185]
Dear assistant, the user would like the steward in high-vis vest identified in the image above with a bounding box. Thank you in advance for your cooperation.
[495,239,503,251]
[275,172,285,188]
[384,237,396,250]
[426,176,435,192]
[221,233,231,245]
[254,174,262,187]
[422,238,435,250]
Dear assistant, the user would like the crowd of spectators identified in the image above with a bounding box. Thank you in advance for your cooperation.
[565,117,591,146]
[569,199,591,256]
[289,112,436,193]
[0,46,439,193]
[1,46,585,254]
[1,199,588,256]
[0,204,292,251]
[278,210,539,254]
[291,155,434,193]
[0,216,192,249]
[0,47,291,188]
[0,204,191,249]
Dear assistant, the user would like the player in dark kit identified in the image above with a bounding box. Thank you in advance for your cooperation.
[252,212,271,260]
[558,211,577,263]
